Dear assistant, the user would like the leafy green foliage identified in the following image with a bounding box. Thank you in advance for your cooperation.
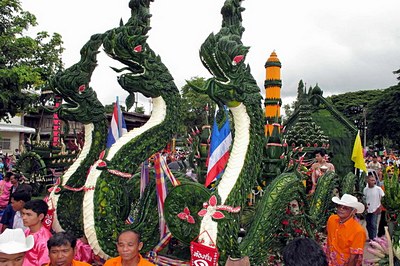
[282,103,294,122]
[394,68,400,85]
[327,89,384,124]
[368,85,400,146]
[181,77,216,133]
[327,86,400,146]
[104,104,126,114]
[134,106,145,114]
[0,0,64,121]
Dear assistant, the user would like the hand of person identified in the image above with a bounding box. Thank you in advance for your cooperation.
[373,205,382,214]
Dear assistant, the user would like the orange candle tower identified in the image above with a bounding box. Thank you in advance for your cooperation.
[264,51,282,135]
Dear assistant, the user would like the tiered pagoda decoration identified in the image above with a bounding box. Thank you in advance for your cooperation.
[284,83,330,150]
[262,51,287,183]
[284,80,357,177]
[264,51,282,136]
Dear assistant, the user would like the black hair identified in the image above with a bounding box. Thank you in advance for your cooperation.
[282,238,328,266]
[314,148,326,157]
[23,199,48,218]
[11,172,21,181]
[4,172,13,180]
[47,232,77,250]
[117,229,141,243]
[12,191,31,203]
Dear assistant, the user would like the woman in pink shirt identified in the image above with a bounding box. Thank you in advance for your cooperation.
[0,172,13,211]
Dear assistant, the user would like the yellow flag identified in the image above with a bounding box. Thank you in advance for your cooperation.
[351,131,367,172]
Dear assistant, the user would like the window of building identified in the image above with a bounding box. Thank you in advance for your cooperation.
[0,138,11,150]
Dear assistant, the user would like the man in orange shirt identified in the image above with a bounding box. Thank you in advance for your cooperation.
[104,230,154,266]
[326,194,366,266]
[43,232,90,266]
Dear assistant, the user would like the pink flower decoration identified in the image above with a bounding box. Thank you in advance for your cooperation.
[197,195,240,220]
[98,150,106,160]
[212,211,225,219]
[48,187,61,193]
[232,55,244,65]
[177,207,195,224]
[133,45,142,53]
[97,161,107,169]
[48,178,61,193]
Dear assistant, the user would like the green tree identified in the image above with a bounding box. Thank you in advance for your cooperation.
[104,104,126,114]
[0,0,64,122]
[282,103,294,122]
[327,89,385,135]
[394,68,400,85]
[181,77,216,134]
[134,106,145,114]
[368,85,400,146]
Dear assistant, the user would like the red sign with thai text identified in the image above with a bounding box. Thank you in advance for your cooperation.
[190,241,219,266]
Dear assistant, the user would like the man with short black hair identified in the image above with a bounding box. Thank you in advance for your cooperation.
[0,191,31,232]
[104,229,154,266]
[364,174,384,241]
[22,199,52,266]
[283,237,327,266]
[9,173,32,201]
[43,232,90,266]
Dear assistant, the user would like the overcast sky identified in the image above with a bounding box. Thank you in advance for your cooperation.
[21,0,400,114]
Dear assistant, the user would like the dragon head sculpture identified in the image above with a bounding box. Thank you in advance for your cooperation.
[188,0,260,108]
[103,0,176,110]
[50,34,106,123]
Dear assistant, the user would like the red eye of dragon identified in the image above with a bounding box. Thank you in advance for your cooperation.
[133,45,142,53]
[78,85,86,93]
[232,55,244,65]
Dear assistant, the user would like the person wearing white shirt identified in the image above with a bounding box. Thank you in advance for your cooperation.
[363,173,385,240]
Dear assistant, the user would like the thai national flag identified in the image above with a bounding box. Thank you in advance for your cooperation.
[205,107,232,187]
[106,97,127,148]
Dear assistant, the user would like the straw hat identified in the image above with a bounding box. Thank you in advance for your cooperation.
[0,228,34,254]
[332,194,365,213]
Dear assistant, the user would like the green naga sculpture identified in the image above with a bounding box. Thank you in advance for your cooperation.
[47,1,363,265]
[81,0,182,259]
[166,1,339,265]
[175,0,265,262]
[48,34,108,237]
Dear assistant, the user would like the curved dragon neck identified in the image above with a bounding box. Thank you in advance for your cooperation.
[83,96,167,259]
[50,123,95,232]
[51,121,107,234]
[106,96,166,160]
[217,104,250,204]
[199,103,251,244]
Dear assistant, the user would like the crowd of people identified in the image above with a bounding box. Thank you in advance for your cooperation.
[0,227,155,266]
[0,145,393,265]
[0,148,20,177]
[0,168,156,266]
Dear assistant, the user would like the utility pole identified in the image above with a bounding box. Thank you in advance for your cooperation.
[362,106,367,148]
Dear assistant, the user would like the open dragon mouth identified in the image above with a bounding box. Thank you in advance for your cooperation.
[117,73,157,99]
[126,59,145,76]
[112,58,145,77]
[200,55,230,85]
[52,87,81,112]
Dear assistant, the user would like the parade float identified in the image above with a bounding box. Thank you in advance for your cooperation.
[45,0,400,265]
